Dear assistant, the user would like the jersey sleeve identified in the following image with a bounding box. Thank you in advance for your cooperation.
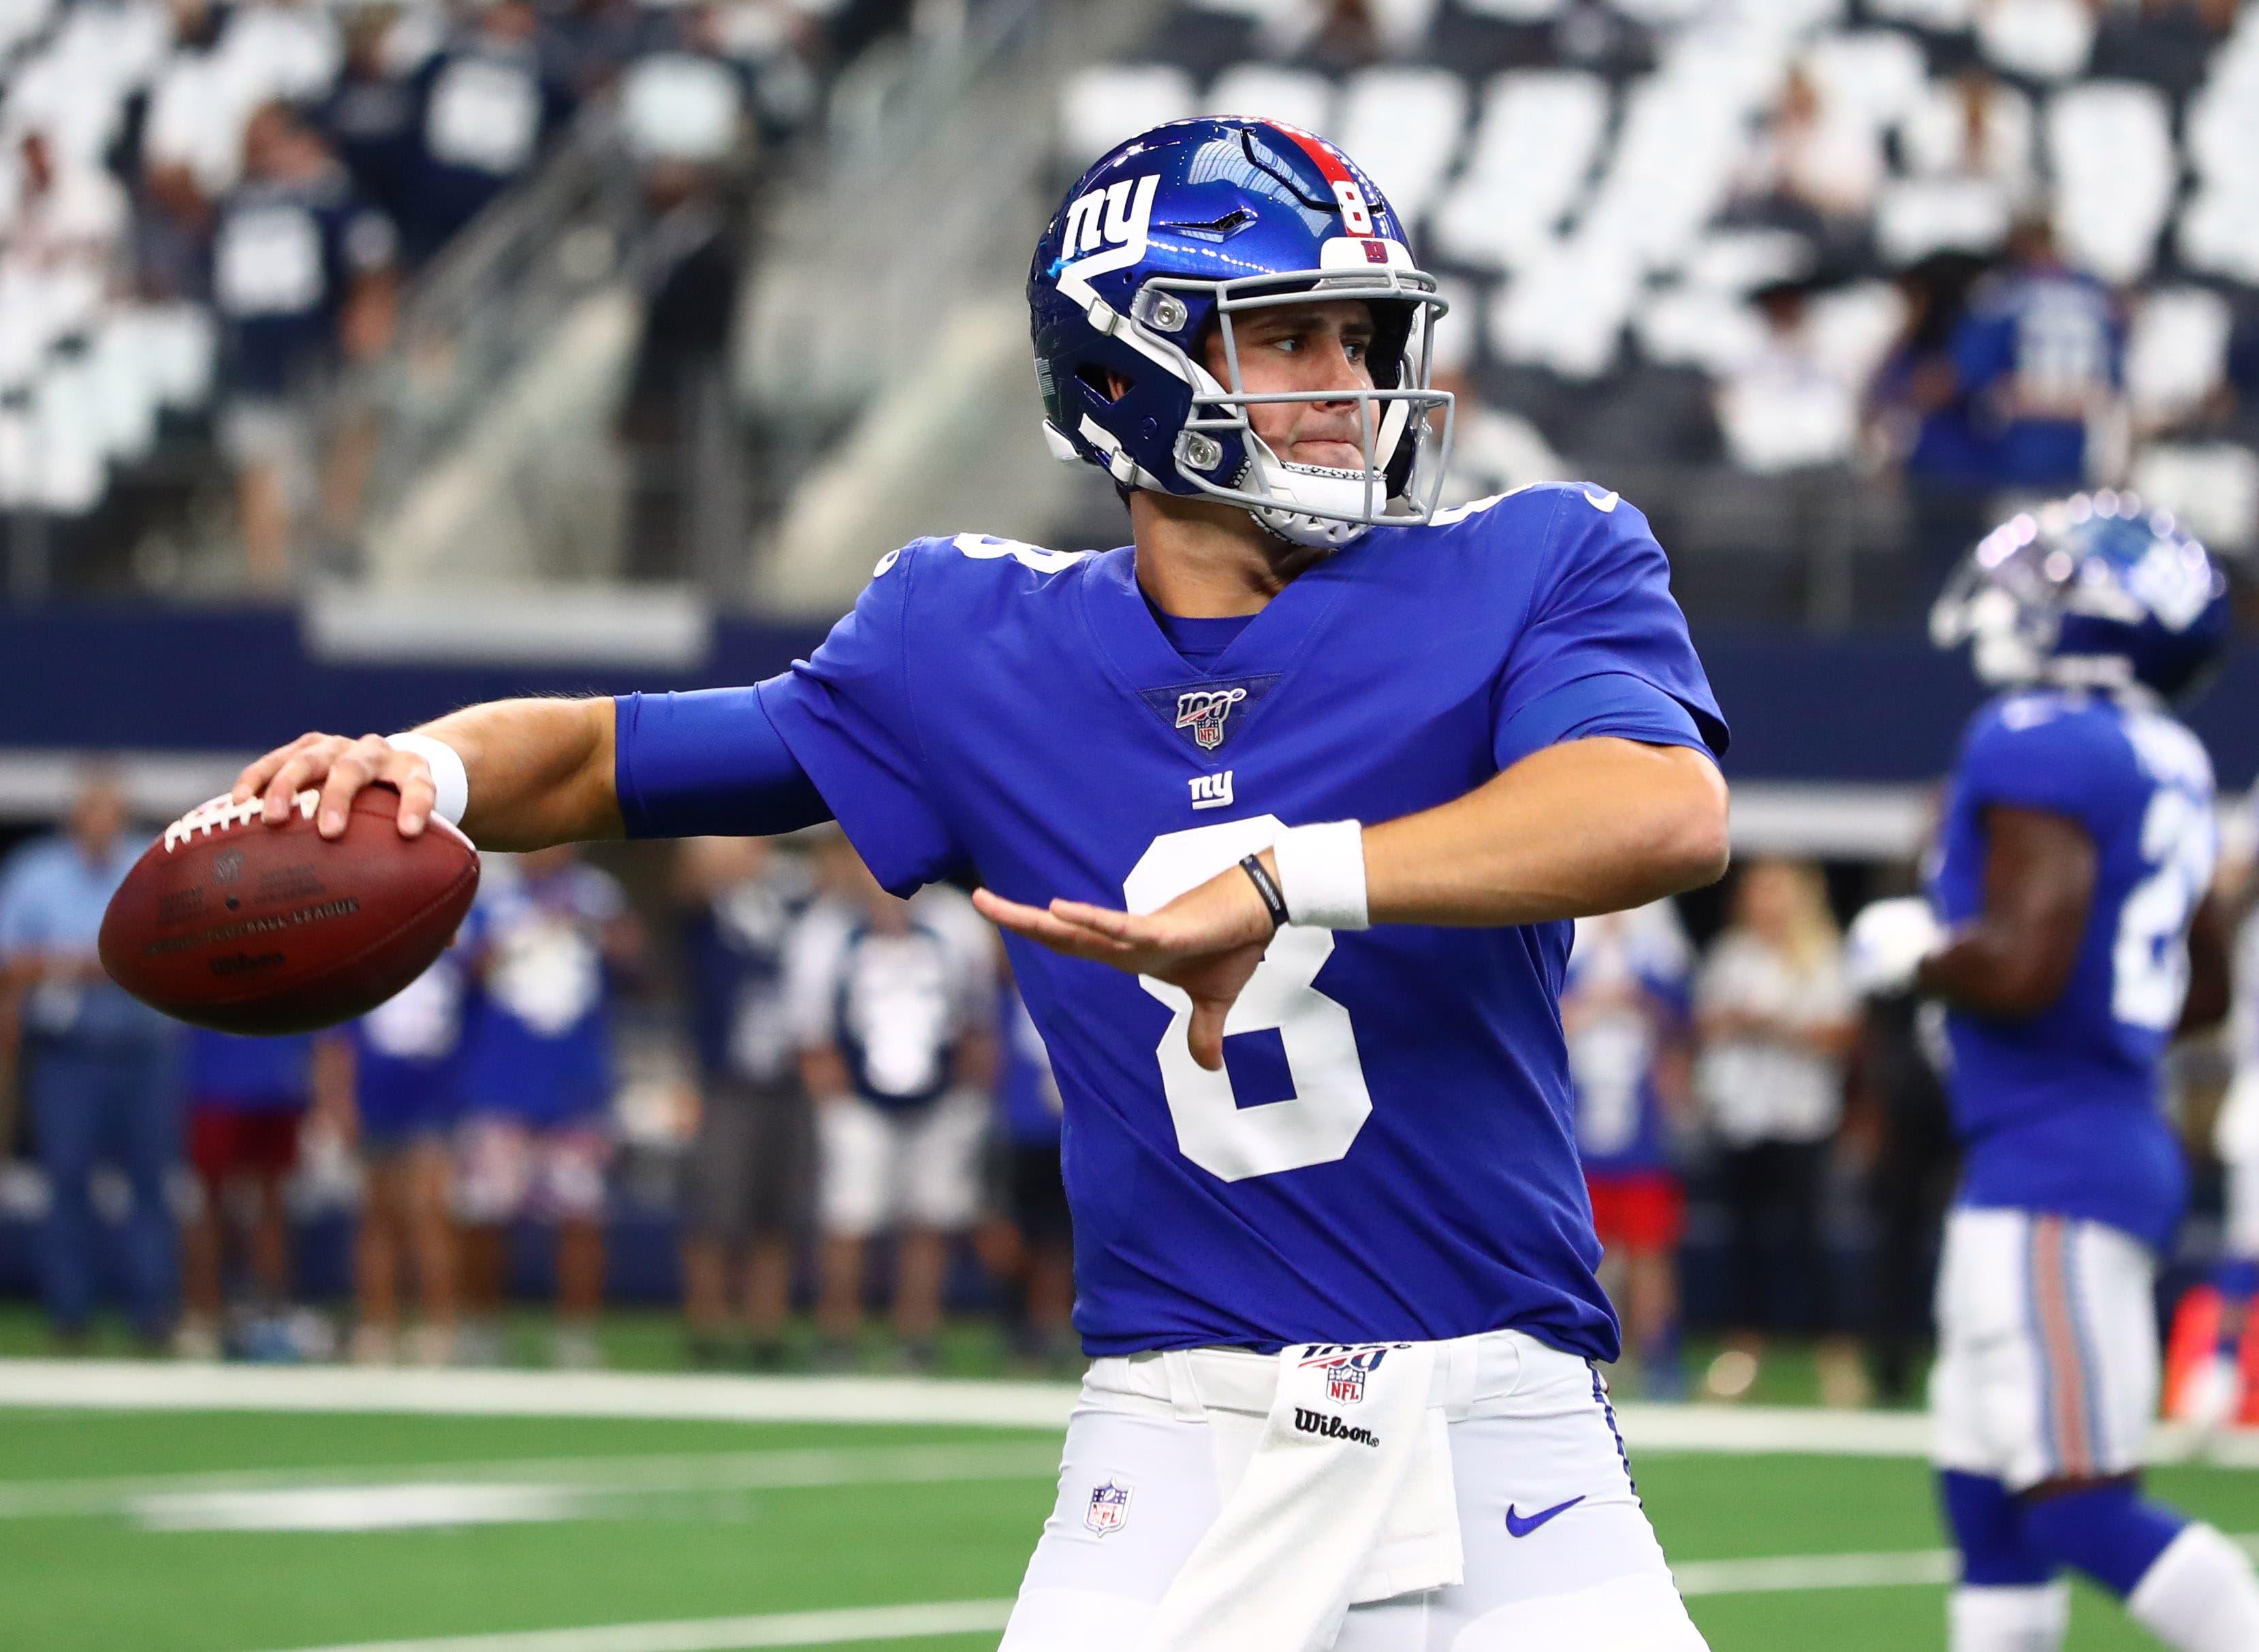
[757,545,966,897]
[613,686,833,840]
[1491,488,1730,772]
[1955,699,2132,829]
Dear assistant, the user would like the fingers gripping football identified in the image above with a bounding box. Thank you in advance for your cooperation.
[232,732,439,840]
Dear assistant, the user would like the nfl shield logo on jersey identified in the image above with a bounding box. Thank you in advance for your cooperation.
[1175,687,1248,750]
[1084,1479,1132,1536]
[1327,1364,1367,1404]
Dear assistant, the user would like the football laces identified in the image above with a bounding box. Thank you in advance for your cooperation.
[163,790,317,853]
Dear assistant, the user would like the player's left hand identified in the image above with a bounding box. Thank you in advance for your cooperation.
[973,865,1276,1074]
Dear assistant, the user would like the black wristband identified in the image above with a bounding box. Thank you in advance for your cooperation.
[1239,853,1289,933]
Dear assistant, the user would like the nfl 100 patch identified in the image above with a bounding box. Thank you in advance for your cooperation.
[1137,675,1280,756]
[1084,1478,1133,1536]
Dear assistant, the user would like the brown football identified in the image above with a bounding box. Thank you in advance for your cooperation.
[99,785,479,1036]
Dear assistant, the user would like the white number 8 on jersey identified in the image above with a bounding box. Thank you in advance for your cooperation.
[1125,821,1373,1182]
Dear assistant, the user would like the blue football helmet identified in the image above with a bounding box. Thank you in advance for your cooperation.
[1028,118,1453,548]
[1931,491,2232,700]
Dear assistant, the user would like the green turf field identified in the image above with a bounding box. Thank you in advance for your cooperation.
[0,1397,2255,1651]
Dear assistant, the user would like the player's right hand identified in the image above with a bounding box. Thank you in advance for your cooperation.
[230,733,439,842]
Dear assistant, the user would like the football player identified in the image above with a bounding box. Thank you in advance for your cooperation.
[1848,494,2258,1651]
[225,120,1729,1648]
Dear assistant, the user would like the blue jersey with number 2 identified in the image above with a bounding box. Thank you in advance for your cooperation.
[617,484,1727,1360]
[1931,690,2217,1249]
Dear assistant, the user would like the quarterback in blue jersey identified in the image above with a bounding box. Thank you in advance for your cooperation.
[224,118,1729,1649]
[1849,493,2257,1652]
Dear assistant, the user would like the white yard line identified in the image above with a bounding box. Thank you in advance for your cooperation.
[258,1537,2259,1652]
[253,1600,1018,1652]
[0,1442,1067,1521]
[4,1357,2257,1467]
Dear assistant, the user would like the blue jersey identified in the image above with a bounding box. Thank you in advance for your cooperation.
[458,859,625,1125]
[351,951,471,1140]
[187,1028,313,1111]
[1931,690,2217,1250]
[1000,983,1064,1148]
[619,484,1726,1359]
[1951,267,2122,489]
[1564,902,1692,1176]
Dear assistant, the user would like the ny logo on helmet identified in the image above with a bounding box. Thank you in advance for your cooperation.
[1175,687,1248,751]
[1060,174,1159,261]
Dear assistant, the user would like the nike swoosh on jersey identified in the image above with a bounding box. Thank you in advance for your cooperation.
[1582,488,1620,513]
[1504,1495,1585,1538]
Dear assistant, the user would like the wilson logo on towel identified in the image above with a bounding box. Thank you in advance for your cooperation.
[1293,1408,1380,1449]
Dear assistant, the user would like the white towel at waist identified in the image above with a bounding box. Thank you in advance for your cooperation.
[1085,1333,1538,1652]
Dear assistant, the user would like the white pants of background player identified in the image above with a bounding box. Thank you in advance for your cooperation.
[1933,1207,2259,1650]
[815,1091,987,1238]
[1001,1329,1707,1652]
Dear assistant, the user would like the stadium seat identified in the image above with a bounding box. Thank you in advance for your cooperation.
[1632,284,1766,377]
[2124,287,2233,428]
[31,358,106,515]
[1490,236,1637,379]
[1976,0,2096,82]
[2132,441,2259,553]
[1865,0,1973,30]
[2180,188,2259,287]
[1874,176,2010,264]
[1683,228,1821,295]
[1336,67,1466,232]
[1430,71,1609,272]
[1582,70,1741,274]
[1900,74,2034,190]
[1203,63,1335,138]
[1805,281,1907,394]
[1455,0,1566,19]
[142,301,217,413]
[620,54,745,163]
[90,312,161,466]
[218,0,342,108]
[1802,30,1929,140]
[2047,81,2174,284]
[1057,65,1196,168]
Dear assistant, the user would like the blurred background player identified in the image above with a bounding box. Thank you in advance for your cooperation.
[179,1026,340,1360]
[673,833,812,1370]
[0,773,178,1352]
[1854,494,2259,1651]
[2176,786,2259,1428]
[454,846,641,1369]
[335,947,472,1367]
[991,967,1073,1376]
[1566,899,1694,1400]
[787,834,994,1373]
[1692,857,1863,1404]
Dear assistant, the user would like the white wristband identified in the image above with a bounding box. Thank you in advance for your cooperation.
[385,731,469,826]
[1271,821,1369,931]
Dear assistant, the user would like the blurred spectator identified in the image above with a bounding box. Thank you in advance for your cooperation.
[0,772,178,1352]
[993,972,1073,1374]
[402,0,574,261]
[674,835,813,1370]
[180,1027,339,1360]
[789,835,994,1373]
[454,846,642,1369]
[545,0,660,100]
[336,949,472,1367]
[1950,215,2125,500]
[1566,900,1694,1401]
[620,158,745,580]
[315,7,422,230]
[1693,859,1861,1405]
[212,101,398,588]
[5,131,129,322]
[1867,252,1998,573]
[1739,63,1883,234]
[1716,280,1861,476]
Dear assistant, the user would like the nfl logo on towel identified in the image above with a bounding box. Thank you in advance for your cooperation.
[1085,1480,1132,1536]
[1327,1364,1367,1405]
